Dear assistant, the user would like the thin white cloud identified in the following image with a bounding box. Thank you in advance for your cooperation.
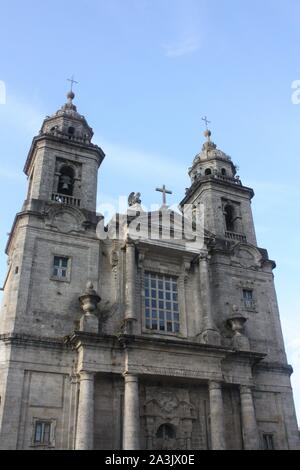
[161,0,205,58]
[163,34,202,58]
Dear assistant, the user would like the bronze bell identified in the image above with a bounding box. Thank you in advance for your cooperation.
[61,175,71,190]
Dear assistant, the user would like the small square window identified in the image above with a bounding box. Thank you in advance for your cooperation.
[243,289,255,310]
[263,434,274,450]
[52,256,70,281]
[33,420,54,447]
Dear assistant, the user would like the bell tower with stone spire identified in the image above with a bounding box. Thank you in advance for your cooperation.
[0,87,105,337]
[181,127,257,246]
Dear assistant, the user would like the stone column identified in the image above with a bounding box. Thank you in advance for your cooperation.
[125,242,136,334]
[209,381,226,450]
[240,386,260,450]
[123,374,140,450]
[75,372,95,450]
[199,254,220,345]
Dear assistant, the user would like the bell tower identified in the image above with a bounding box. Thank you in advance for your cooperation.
[0,89,105,336]
[181,127,257,246]
[24,89,104,212]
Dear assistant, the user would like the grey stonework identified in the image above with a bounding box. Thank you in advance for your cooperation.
[0,95,299,450]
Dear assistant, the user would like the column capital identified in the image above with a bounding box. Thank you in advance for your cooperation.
[126,239,136,249]
[123,372,139,383]
[78,371,95,381]
[240,385,254,395]
[209,380,223,391]
[199,252,210,263]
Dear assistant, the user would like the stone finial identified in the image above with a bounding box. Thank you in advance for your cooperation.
[79,281,101,314]
[78,281,101,334]
[227,306,250,351]
[227,305,247,336]
[227,315,247,336]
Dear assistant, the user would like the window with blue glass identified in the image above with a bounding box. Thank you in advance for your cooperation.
[144,272,179,333]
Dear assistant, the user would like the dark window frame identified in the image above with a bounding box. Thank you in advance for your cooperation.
[32,420,55,447]
[262,433,275,450]
[51,255,71,282]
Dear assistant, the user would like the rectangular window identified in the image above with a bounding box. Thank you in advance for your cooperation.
[243,289,255,310]
[263,434,274,450]
[34,421,51,445]
[52,256,69,280]
[144,272,180,334]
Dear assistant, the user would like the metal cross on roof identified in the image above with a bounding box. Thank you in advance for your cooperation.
[202,116,211,129]
[156,185,173,206]
[67,75,79,92]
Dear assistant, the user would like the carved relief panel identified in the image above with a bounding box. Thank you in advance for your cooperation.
[142,387,196,450]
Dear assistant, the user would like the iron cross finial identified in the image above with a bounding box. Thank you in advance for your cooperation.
[67,75,79,92]
[202,116,211,130]
[156,185,173,206]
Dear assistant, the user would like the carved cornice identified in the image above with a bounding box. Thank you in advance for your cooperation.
[0,333,69,351]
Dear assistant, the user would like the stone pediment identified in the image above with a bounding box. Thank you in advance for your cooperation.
[112,207,215,253]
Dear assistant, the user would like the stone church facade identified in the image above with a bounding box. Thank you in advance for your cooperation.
[0,92,299,450]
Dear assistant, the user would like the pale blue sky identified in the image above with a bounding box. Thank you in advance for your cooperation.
[0,0,299,423]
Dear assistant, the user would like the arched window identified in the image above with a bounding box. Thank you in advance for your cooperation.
[68,126,75,138]
[224,204,235,232]
[58,166,75,196]
[156,424,176,440]
[221,168,227,176]
[205,168,212,176]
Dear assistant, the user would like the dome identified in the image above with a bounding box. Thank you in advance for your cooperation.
[39,92,94,143]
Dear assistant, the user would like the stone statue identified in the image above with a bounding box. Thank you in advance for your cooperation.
[128,192,141,207]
